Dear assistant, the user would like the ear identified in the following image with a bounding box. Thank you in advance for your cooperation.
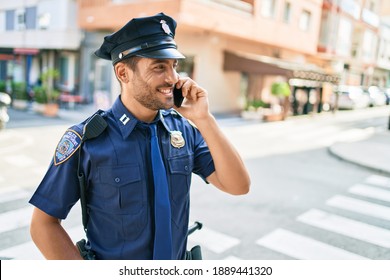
[114,62,130,83]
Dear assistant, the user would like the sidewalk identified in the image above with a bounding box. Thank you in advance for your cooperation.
[328,130,390,176]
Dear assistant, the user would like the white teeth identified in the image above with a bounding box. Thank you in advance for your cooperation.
[159,89,172,94]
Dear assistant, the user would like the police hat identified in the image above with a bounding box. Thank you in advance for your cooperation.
[95,13,185,64]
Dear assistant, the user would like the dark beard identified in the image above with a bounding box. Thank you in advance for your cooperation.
[132,72,174,110]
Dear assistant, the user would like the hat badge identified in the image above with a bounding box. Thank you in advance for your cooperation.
[160,20,172,36]
[170,131,185,148]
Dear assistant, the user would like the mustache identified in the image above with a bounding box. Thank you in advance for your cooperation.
[158,83,175,88]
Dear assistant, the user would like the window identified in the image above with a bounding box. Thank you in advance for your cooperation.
[362,30,377,61]
[59,56,69,86]
[16,9,25,30]
[299,10,311,31]
[283,2,291,23]
[25,7,37,30]
[261,0,276,18]
[178,56,194,78]
[5,10,15,31]
[38,13,50,30]
[336,17,353,56]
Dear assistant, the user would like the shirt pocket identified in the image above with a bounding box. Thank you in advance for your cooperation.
[91,164,145,215]
[168,153,193,202]
[167,154,193,229]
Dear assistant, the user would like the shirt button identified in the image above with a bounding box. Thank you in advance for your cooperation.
[184,166,189,171]
[115,177,121,183]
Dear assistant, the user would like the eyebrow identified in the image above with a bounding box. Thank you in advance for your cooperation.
[150,59,178,65]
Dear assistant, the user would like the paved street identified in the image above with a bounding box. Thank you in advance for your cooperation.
[0,106,390,259]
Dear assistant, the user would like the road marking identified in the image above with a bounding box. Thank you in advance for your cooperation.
[188,225,240,254]
[326,195,390,221]
[0,239,44,260]
[3,154,37,168]
[349,184,390,202]
[256,228,367,260]
[0,189,32,204]
[0,225,85,260]
[223,255,241,260]
[0,131,34,155]
[365,175,390,188]
[297,209,390,248]
[0,206,33,233]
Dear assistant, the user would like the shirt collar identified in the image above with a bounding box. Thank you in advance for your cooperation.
[111,96,171,139]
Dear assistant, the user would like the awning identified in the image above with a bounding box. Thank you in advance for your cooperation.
[13,48,39,55]
[224,51,292,77]
[223,51,340,85]
[0,54,14,60]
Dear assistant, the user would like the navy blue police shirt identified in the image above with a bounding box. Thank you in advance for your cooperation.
[29,96,215,260]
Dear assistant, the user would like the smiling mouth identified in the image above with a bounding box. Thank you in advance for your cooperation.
[158,88,173,96]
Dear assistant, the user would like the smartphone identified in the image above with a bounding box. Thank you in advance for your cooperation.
[173,86,184,108]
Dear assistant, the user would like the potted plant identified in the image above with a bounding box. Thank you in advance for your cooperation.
[263,81,291,121]
[241,99,271,120]
[11,82,29,110]
[33,69,60,117]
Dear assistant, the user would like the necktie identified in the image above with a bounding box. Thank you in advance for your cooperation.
[149,123,172,259]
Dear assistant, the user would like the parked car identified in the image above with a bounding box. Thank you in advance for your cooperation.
[364,86,387,107]
[382,88,390,105]
[0,92,11,130]
[333,85,370,110]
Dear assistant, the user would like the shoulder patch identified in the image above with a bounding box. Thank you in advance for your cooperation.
[54,129,82,166]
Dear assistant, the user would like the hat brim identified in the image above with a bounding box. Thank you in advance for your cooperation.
[137,48,185,59]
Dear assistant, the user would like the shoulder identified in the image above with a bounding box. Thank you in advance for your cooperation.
[53,110,107,165]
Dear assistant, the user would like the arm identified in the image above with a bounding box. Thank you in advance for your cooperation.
[175,78,250,195]
[30,207,83,260]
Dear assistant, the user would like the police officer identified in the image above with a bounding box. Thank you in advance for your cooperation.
[29,13,250,260]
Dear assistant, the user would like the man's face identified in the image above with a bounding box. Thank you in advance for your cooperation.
[129,57,179,111]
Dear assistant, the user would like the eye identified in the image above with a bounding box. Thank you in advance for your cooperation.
[153,64,166,71]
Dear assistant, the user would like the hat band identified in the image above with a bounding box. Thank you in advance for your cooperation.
[117,38,177,60]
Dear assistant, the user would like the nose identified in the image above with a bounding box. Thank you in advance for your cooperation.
[165,66,179,85]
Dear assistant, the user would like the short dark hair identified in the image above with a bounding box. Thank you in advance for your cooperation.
[121,56,141,71]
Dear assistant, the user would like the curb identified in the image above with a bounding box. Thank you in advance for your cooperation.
[327,134,390,176]
[328,147,390,177]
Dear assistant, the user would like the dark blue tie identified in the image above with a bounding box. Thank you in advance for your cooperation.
[149,123,172,259]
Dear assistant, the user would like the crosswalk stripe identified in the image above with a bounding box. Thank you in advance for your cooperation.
[0,206,33,233]
[365,175,390,188]
[256,228,367,260]
[0,225,85,260]
[0,239,44,260]
[223,255,241,260]
[349,184,390,202]
[0,189,31,204]
[188,225,240,254]
[326,195,390,221]
[297,209,390,248]
[3,154,38,168]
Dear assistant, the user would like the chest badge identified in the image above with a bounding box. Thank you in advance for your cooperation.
[170,131,185,149]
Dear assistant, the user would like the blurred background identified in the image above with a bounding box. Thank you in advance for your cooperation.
[1,0,390,117]
[0,0,390,261]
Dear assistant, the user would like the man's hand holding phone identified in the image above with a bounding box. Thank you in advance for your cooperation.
[173,77,210,124]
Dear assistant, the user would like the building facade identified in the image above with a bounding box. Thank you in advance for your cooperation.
[77,0,332,114]
[318,0,388,87]
[0,0,82,100]
[1,0,389,114]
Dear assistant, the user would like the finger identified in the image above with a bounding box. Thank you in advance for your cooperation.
[188,86,199,101]
[180,79,192,98]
